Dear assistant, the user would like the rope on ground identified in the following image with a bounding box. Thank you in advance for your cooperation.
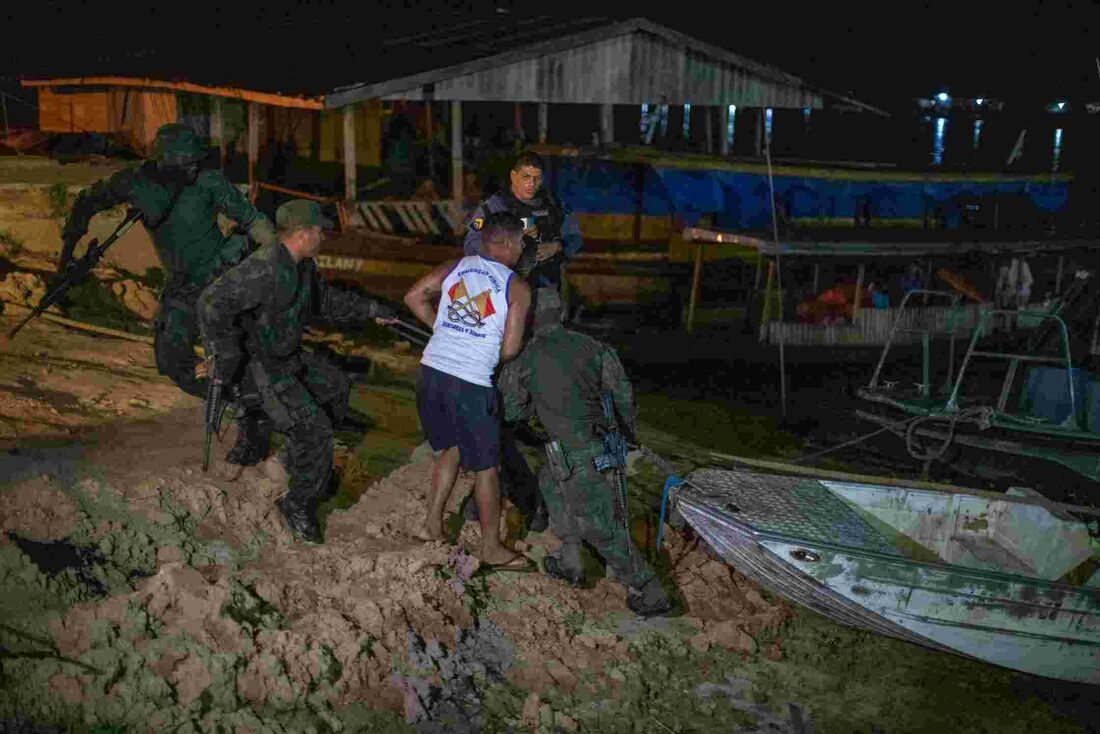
[789,413,926,465]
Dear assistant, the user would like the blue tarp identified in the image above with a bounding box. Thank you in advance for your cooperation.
[541,157,1071,230]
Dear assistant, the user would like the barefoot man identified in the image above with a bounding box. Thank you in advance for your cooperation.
[404,211,531,569]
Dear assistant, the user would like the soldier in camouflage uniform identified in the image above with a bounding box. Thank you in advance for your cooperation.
[499,288,673,617]
[60,123,277,465]
[198,199,396,543]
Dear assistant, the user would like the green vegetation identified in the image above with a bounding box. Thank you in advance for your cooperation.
[61,276,151,333]
[47,182,72,219]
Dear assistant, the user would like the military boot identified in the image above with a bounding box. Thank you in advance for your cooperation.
[275,495,322,543]
[225,413,272,467]
[627,578,674,618]
[543,555,584,587]
[527,501,549,533]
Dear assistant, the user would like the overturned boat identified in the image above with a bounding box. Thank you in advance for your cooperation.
[672,467,1100,683]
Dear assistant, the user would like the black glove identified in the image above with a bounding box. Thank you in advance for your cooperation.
[372,302,397,321]
[209,347,243,386]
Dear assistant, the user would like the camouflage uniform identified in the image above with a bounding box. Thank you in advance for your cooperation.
[198,233,393,519]
[61,124,275,398]
[499,295,656,592]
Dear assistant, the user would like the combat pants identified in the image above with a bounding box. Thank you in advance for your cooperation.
[539,440,653,589]
[153,291,205,399]
[500,422,541,518]
[249,351,351,505]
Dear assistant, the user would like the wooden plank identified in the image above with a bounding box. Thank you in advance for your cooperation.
[451,100,463,202]
[343,105,357,200]
[369,203,395,233]
[358,202,383,230]
[391,202,418,232]
[416,201,440,235]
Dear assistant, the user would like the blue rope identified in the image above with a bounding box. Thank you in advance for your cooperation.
[656,475,684,549]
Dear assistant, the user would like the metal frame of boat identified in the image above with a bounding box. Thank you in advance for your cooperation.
[856,287,1100,484]
[673,468,1100,683]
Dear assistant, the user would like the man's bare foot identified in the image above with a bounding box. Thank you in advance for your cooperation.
[422,515,445,541]
[480,547,520,565]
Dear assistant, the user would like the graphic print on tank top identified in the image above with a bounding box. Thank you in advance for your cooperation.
[446,277,497,328]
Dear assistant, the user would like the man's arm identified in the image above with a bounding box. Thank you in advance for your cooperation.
[500,278,531,363]
[314,270,396,323]
[462,201,490,256]
[600,345,637,441]
[60,168,138,268]
[404,259,458,327]
[197,256,269,380]
[204,171,276,247]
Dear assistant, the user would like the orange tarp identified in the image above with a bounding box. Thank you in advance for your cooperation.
[37,87,110,133]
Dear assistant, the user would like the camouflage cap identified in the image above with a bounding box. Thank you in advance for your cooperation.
[152,123,204,165]
[276,199,333,231]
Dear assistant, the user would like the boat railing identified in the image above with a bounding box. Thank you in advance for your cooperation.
[867,289,967,399]
[945,309,1080,429]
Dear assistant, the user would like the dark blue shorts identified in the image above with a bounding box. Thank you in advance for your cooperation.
[416,364,500,471]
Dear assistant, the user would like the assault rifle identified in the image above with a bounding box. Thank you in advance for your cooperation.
[202,358,231,473]
[593,391,630,527]
[8,209,144,339]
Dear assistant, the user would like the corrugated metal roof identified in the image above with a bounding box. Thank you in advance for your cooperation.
[326,18,885,114]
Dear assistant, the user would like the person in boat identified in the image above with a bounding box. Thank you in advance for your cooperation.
[404,211,533,570]
[59,123,278,467]
[198,199,397,543]
[499,287,674,618]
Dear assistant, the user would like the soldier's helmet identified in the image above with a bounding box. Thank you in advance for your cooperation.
[152,124,204,166]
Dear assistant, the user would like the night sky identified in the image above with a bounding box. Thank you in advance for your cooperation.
[1,0,1097,120]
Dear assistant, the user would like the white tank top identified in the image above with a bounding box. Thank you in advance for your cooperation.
[421,255,514,387]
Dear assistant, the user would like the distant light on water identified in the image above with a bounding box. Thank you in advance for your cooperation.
[932,116,948,165]
[972,119,983,151]
[683,103,691,139]
[1053,128,1064,171]
[765,108,774,144]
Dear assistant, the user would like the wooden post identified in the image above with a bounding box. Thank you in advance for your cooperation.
[538,102,548,143]
[687,241,705,334]
[1056,254,1065,295]
[812,262,820,293]
[760,259,776,332]
[853,263,866,321]
[513,102,523,140]
[600,103,613,146]
[247,102,259,194]
[705,106,714,154]
[211,97,225,170]
[719,104,730,156]
[426,97,435,181]
[451,100,463,203]
[343,105,357,201]
[754,109,765,156]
